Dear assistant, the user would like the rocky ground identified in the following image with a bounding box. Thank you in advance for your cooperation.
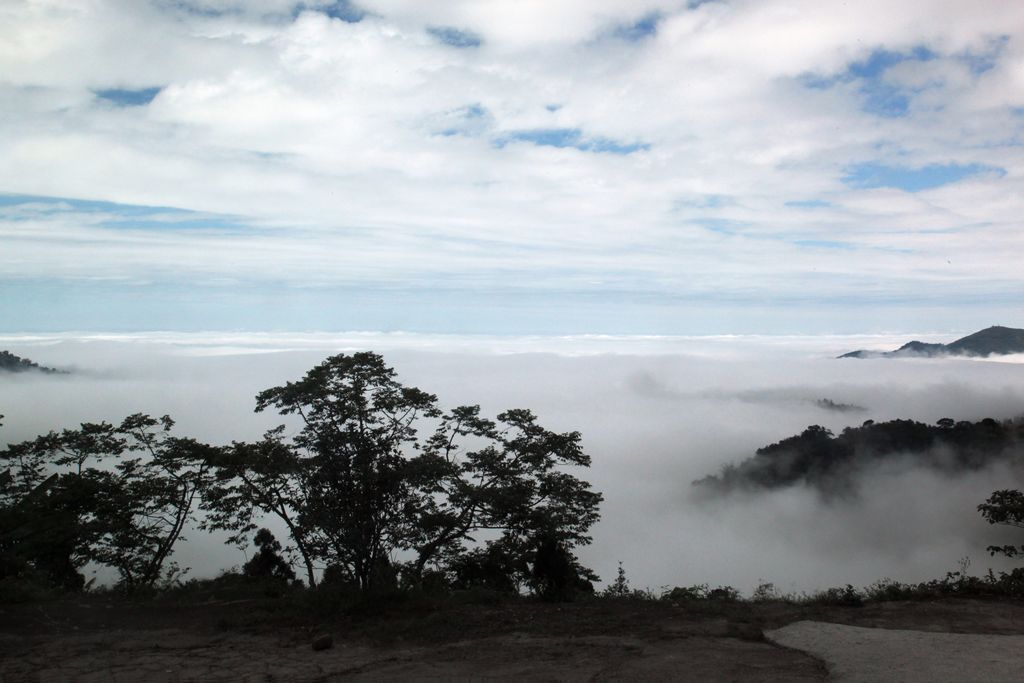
[1,595,1022,681]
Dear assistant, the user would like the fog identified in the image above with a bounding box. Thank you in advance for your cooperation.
[3,332,1023,594]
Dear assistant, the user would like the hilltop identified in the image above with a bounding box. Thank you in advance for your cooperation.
[0,350,66,375]
[694,416,1024,496]
[840,326,1024,358]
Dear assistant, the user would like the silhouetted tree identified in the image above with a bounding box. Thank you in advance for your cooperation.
[201,352,603,594]
[408,405,602,586]
[448,540,528,593]
[530,535,594,601]
[242,528,296,583]
[1,414,215,591]
[979,489,1024,558]
[201,433,319,587]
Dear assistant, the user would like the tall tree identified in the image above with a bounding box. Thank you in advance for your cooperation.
[1,414,214,591]
[201,431,319,587]
[204,352,603,594]
[207,353,439,590]
[408,405,602,587]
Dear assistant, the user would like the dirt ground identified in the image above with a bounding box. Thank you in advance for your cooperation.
[768,620,1024,682]
[1,596,1022,681]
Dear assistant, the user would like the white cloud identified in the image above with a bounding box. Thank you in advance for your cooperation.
[0,0,1022,332]
[3,334,1024,590]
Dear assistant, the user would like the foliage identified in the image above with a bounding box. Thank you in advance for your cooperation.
[1,414,215,592]
[862,578,916,602]
[201,434,319,587]
[859,566,1024,601]
[448,541,528,594]
[531,535,595,601]
[662,584,711,602]
[696,416,1024,494]
[242,528,297,584]
[602,562,631,598]
[0,350,65,374]
[1,466,97,591]
[750,581,780,602]
[254,352,439,591]
[806,584,863,607]
[978,489,1024,557]
[200,352,603,596]
[413,403,602,592]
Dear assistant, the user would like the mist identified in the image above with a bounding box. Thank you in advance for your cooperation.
[2,332,1023,594]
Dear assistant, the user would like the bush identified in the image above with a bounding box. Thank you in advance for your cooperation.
[242,529,297,585]
[601,562,631,598]
[449,545,525,595]
[750,581,781,602]
[707,585,741,601]
[660,583,739,602]
[807,584,863,607]
[0,575,59,603]
[532,537,592,602]
[663,584,710,602]
[863,578,914,602]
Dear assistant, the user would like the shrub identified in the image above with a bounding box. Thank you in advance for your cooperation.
[863,578,914,602]
[808,584,863,607]
[663,583,710,602]
[751,581,781,602]
[242,529,297,584]
[707,585,741,601]
[601,562,631,598]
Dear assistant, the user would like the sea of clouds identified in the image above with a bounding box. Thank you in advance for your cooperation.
[2,331,1023,594]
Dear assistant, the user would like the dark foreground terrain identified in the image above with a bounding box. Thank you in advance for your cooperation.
[2,593,1023,681]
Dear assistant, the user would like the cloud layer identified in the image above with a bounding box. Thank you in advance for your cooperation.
[1,1,1023,332]
[3,333,1024,591]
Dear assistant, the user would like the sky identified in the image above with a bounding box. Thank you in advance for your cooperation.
[2,0,1024,334]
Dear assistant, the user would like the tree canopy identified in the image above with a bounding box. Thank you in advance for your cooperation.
[2,353,603,597]
[979,489,1024,558]
[199,352,602,593]
[1,414,215,591]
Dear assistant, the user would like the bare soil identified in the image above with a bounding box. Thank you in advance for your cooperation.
[1,595,1022,681]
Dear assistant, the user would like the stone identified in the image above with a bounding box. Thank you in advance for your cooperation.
[311,634,333,651]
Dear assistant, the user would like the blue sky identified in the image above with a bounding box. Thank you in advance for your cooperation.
[1,0,1023,335]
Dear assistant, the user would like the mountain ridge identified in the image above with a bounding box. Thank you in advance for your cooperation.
[840,325,1024,359]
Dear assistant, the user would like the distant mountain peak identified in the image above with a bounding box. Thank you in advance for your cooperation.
[840,326,1024,359]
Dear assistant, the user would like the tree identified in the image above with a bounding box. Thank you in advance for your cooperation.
[201,433,320,587]
[1,460,96,591]
[201,353,439,590]
[409,405,601,589]
[256,352,439,591]
[979,489,1024,557]
[1,414,215,591]
[242,528,297,583]
[203,352,603,594]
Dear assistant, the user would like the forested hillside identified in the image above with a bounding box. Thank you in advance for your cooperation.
[0,351,64,375]
[695,416,1024,495]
